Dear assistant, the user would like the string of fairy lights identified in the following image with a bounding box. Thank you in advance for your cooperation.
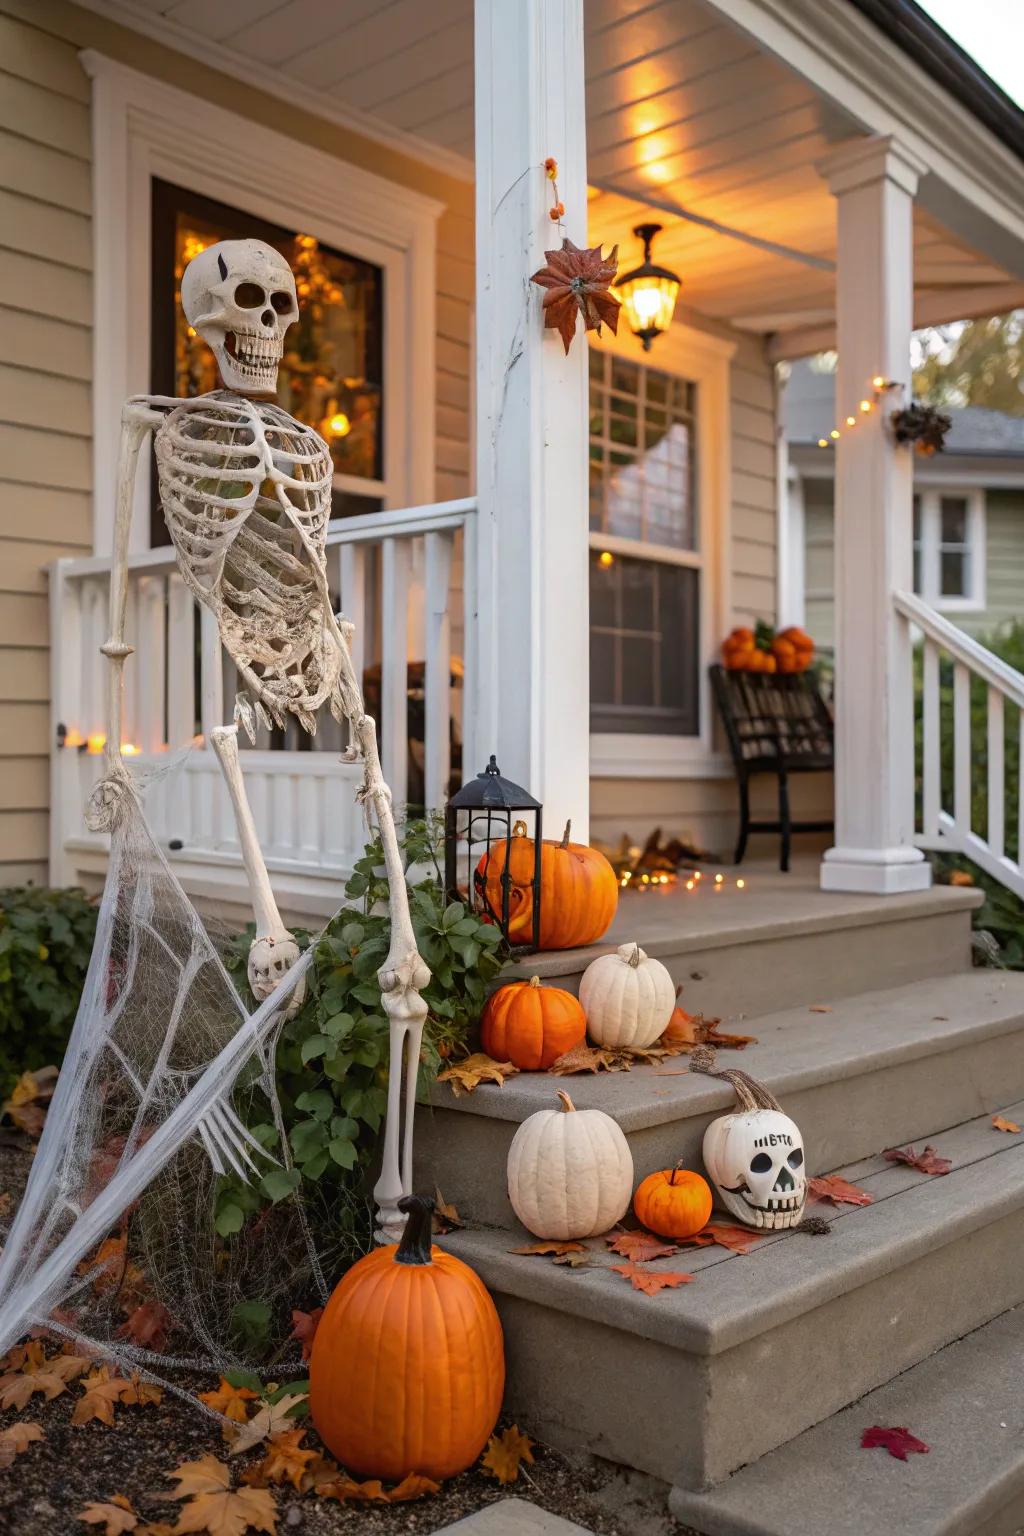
[814,375,901,448]
[620,868,747,894]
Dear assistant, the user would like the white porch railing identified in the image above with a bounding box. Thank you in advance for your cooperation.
[896,588,1024,898]
[49,498,477,901]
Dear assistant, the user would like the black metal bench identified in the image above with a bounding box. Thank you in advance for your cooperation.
[709,663,834,871]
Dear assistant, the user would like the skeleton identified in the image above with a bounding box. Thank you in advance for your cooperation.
[90,237,429,1234]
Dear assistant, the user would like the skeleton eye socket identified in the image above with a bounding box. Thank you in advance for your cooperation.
[234,282,266,308]
[270,290,293,314]
[750,1152,773,1173]
[788,1148,804,1169]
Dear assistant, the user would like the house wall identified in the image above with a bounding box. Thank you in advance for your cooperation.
[0,0,473,886]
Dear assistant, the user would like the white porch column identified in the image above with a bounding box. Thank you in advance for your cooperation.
[818,135,930,894]
[472,0,590,835]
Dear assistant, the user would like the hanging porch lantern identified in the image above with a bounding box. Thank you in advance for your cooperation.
[617,224,681,351]
[444,756,543,950]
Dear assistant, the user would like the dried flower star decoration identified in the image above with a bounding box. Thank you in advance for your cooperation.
[531,240,620,355]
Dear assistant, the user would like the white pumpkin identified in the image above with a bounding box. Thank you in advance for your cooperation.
[579,942,675,1050]
[507,1090,633,1240]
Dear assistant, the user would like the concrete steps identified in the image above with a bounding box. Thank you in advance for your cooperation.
[668,1306,1024,1536]
[439,1099,1024,1494]
[418,971,1024,1229]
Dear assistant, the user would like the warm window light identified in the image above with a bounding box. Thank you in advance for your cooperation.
[326,411,351,438]
[598,550,614,568]
[616,223,681,352]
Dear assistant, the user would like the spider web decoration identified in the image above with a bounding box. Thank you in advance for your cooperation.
[0,771,345,1381]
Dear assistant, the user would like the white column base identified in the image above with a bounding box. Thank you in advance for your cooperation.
[820,846,932,895]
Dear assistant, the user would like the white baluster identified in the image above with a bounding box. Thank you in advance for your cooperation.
[122,577,139,751]
[167,574,196,748]
[922,637,940,839]
[135,574,167,754]
[953,661,971,836]
[339,542,367,751]
[49,563,79,882]
[380,537,410,812]
[460,513,478,783]
[988,687,1005,859]
[424,530,453,811]
[199,606,223,748]
[1019,710,1024,876]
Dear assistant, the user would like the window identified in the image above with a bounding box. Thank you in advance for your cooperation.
[912,489,985,610]
[588,350,701,735]
[151,179,385,543]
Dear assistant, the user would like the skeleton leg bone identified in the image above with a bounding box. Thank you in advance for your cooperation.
[210,724,305,1017]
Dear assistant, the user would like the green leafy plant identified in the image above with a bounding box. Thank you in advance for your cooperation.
[0,885,98,1094]
[218,817,506,1242]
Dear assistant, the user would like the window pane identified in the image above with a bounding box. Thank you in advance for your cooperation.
[940,496,968,546]
[588,352,696,552]
[912,495,921,542]
[941,550,967,597]
[589,551,699,735]
[913,545,921,594]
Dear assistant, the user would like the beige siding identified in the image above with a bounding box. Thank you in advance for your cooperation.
[729,332,777,626]
[0,0,475,884]
[803,479,836,650]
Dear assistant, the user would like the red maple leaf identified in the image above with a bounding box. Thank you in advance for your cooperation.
[861,1425,930,1460]
[808,1175,874,1207]
[883,1145,952,1176]
[289,1308,323,1362]
[530,239,620,353]
[117,1299,173,1352]
[695,1223,766,1254]
[610,1262,694,1295]
[605,1231,679,1261]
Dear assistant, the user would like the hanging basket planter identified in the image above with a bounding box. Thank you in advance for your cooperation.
[889,402,952,456]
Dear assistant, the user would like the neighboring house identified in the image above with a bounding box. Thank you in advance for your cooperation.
[2,0,1024,902]
[783,358,1024,646]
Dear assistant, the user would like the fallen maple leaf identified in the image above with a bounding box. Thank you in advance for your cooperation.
[117,1299,173,1353]
[807,1175,874,1207]
[861,1425,930,1460]
[0,1419,43,1468]
[992,1114,1022,1134]
[71,1367,137,1426]
[387,1472,441,1502]
[0,1340,72,1409]
[605,1231,680,1262]
[1,1065,58,1137]
[696,1223,767,1255]
[611,1262,694,1294]
[883,1144,952,1176]
[480,1425,535,1484]
[199,1377,260,1424]
[288,1309,322,1362]
[229,1393,307,1455]
[317,1475,390,1503]
[437,1053,520,1096]
[433,1188,464,1233]
[548,1043,627,1075]
[163,1454,278,1535]
[242,1429,318,1491]
[78,1496,138,1534]
[510,1240,587,1258]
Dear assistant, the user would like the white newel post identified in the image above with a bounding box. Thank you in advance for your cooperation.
[819,135,931,894]
[472,0,590,835]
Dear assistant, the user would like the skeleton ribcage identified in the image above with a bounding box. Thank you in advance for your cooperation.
[154,393,341,733]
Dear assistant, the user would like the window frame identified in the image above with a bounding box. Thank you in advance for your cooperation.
[84,53,442,556]
[586,319,735,779]
[913,486,986,613]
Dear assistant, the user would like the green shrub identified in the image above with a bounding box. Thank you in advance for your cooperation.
[0,885,98,1094]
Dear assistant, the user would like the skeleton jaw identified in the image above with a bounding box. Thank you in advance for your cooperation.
[218,330,282,395]
[721,1183,806,1230]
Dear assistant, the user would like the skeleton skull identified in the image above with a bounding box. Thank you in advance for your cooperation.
[248,933,305,1019]
[180,239,298,396]
[702,1107,806,1230]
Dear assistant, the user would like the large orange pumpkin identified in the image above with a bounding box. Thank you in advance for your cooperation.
[480,975,586,1069]
[309,1195,504,1482]
[634,1163,713,1239]
[476,819,618,950]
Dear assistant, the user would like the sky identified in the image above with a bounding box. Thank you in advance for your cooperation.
[921,0,1024,107]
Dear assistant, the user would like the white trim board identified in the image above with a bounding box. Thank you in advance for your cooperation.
[83,51,443,555]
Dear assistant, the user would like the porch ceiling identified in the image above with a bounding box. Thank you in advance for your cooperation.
[91,0,1024,353]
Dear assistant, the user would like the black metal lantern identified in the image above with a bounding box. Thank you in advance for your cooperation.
[444,756,543,950]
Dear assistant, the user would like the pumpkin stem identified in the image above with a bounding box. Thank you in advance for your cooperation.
[669,1160,685,1186]
[628,943,641,968]
[556,1091,576,1113]
[559,819,572,849]
[528,975,542,989]
[395,1194,435,1265]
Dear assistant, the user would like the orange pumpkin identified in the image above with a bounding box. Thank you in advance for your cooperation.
[634,1163,713,1239]
[476,820,618,950]
[775,626,814,673]
[309,1195,504,1482]
[481,975,586,1069]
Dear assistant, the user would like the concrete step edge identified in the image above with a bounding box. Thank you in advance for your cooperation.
[668,1307,1024,1536]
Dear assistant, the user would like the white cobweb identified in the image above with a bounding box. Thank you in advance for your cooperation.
[0,769,349,1396]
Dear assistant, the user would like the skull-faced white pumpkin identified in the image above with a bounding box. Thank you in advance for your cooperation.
[579,942,675,1050]
[702,1107,806,1230]
[507,1091,633,1240]
[181,238,299,396]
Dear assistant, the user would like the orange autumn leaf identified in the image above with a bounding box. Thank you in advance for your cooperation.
[71,1367,138,1426]
[242,1430,318,1491]
[695,1223,767,1255]
[198,1376,260,1423]
[480,1425,535,1484]
[0,1341,73,1410]
[317,1475,390,1503]
[0,1420,44,1468]
[228,1394,307,1456]
[387,1472,441,1502]
[548,1043,629,1075]
[807,1175,874,1207]
[163,1453,277,1535]
[605,1230,680,1262]
[437,1053,520,1096]
[1,1065,58,1137]
[117,1299,173,1353]
[611,1262,695,1295]
[77,1496,138,1534]
[433,1188,464,1233]
[510,1240,587,1258]
[992,1114,1022,1134]
[288,1308,322,1362]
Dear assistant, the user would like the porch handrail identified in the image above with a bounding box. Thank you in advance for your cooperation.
[895,587,1024,899]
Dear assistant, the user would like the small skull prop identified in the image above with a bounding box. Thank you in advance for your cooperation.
[248,933,305,1018]
[180,238,298,395]
[702,1108,806,1230]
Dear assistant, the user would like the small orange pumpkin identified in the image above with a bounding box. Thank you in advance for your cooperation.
[476,820,618,951]
[481,975,586,1070]
[309,1195,504,1482]
[634,1162,713,1240]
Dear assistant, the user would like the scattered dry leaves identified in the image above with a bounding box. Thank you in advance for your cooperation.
[883,1144,952,1176]
[807,1175,874,1208]
[660,1011,757,1052]
[605,1230,679,1262]
[509,1239,591,1268]
[437,1053,520,1096]
[480,1425,536,1484]
[610,1262,694,1295]
[1,1064,58,1137]
[198,1377,260,1424]
[318,1471,440,1504]
[240,1429,318,1491]
[78,1496,138,1534]
[433,1188,464,1233]
[548,1043,629,1075]
[163,1453,277,1536]
[117,1299,173,1353]
[288,1309,322,1362]
[992,1114,1022,1134]
[71,1367,162,1426]
[0,1339,88,1409]
[696,1223,766,1255]
[0,1419,43,1468]
[228,1394,307,1456]
[861,1425,930,1460]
